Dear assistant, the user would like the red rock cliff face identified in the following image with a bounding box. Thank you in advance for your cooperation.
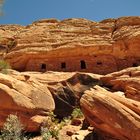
[0,24,24,58]
[1,17,140,74]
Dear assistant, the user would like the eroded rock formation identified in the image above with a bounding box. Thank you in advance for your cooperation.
[80,86,140,140]
[0,70,55,132]
[0,66,140,139]
[80,67,140,140]
[0,69,100,131]
[101,67,140,101]
[0,16,140,139]
[46,72,100,117]
[0,25,24,58]
[0,17,140,74]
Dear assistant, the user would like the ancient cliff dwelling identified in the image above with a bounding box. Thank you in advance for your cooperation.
[1,16,140,74]
[1,16,140,140]
[17,54,140,75]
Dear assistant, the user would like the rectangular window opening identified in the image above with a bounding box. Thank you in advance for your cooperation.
[61,62,66,69]
[80,60,86,69]
[41,63,46,70]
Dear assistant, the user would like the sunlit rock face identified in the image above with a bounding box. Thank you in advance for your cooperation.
[0,16,140,74]
[0,70,55,132]
[0,24,24,58]
[0,69,100,132]
[80,66,140,140]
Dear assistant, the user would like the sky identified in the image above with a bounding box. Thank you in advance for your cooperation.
[0,0,140,25]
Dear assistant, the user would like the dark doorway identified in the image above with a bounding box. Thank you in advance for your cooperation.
[80,60,86,69]
[132,63,138,67]
[61,62,66,69]
[41,63,46,71]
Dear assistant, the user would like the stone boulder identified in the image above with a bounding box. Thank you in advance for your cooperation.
[101,66,140,101]
[47,72,101,117]
[0,69,101,131]
[80,86,140,140]
[23,71,101,117]
[80,67,140,139]
[0,70,55,132]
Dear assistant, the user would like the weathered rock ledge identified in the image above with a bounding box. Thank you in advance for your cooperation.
[1,16,140,74]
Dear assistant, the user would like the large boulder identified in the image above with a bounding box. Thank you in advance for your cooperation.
[80,67,140,139]
[0,70,101,131]
[80,86,140,140]
[0,70,55,132]
[47,72,101,117]
[22,71,101,117]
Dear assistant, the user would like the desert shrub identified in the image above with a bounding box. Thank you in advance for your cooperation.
[50,129,59,140]
[0,114,24,140]
[41,109,84,140]
[41,112,60,140]
[48,111,57,122]
[41,121,59,140]
[71,108,84,119]
[58,117,71,130]
[41,127,52,140]
[0,60,11,74]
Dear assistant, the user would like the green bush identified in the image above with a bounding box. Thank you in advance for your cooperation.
[41,112,60,140]
[71,108,84,119]
[0,114,24,140]
[41,109,84,140]
[41,127,52,140]
[0,60,11,74]
[58,117,70,130]
[41,124,59,140]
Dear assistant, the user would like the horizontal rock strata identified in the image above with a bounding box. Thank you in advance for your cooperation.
[0,17,140,74]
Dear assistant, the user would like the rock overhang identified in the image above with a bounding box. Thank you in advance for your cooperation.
[0,16,140,74]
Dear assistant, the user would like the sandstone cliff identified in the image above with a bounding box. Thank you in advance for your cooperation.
[0,25,24,58]
[0,16,140,139]
[0,17,140,74]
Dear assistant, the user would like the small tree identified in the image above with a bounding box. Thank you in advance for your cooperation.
[1,114,24,140]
